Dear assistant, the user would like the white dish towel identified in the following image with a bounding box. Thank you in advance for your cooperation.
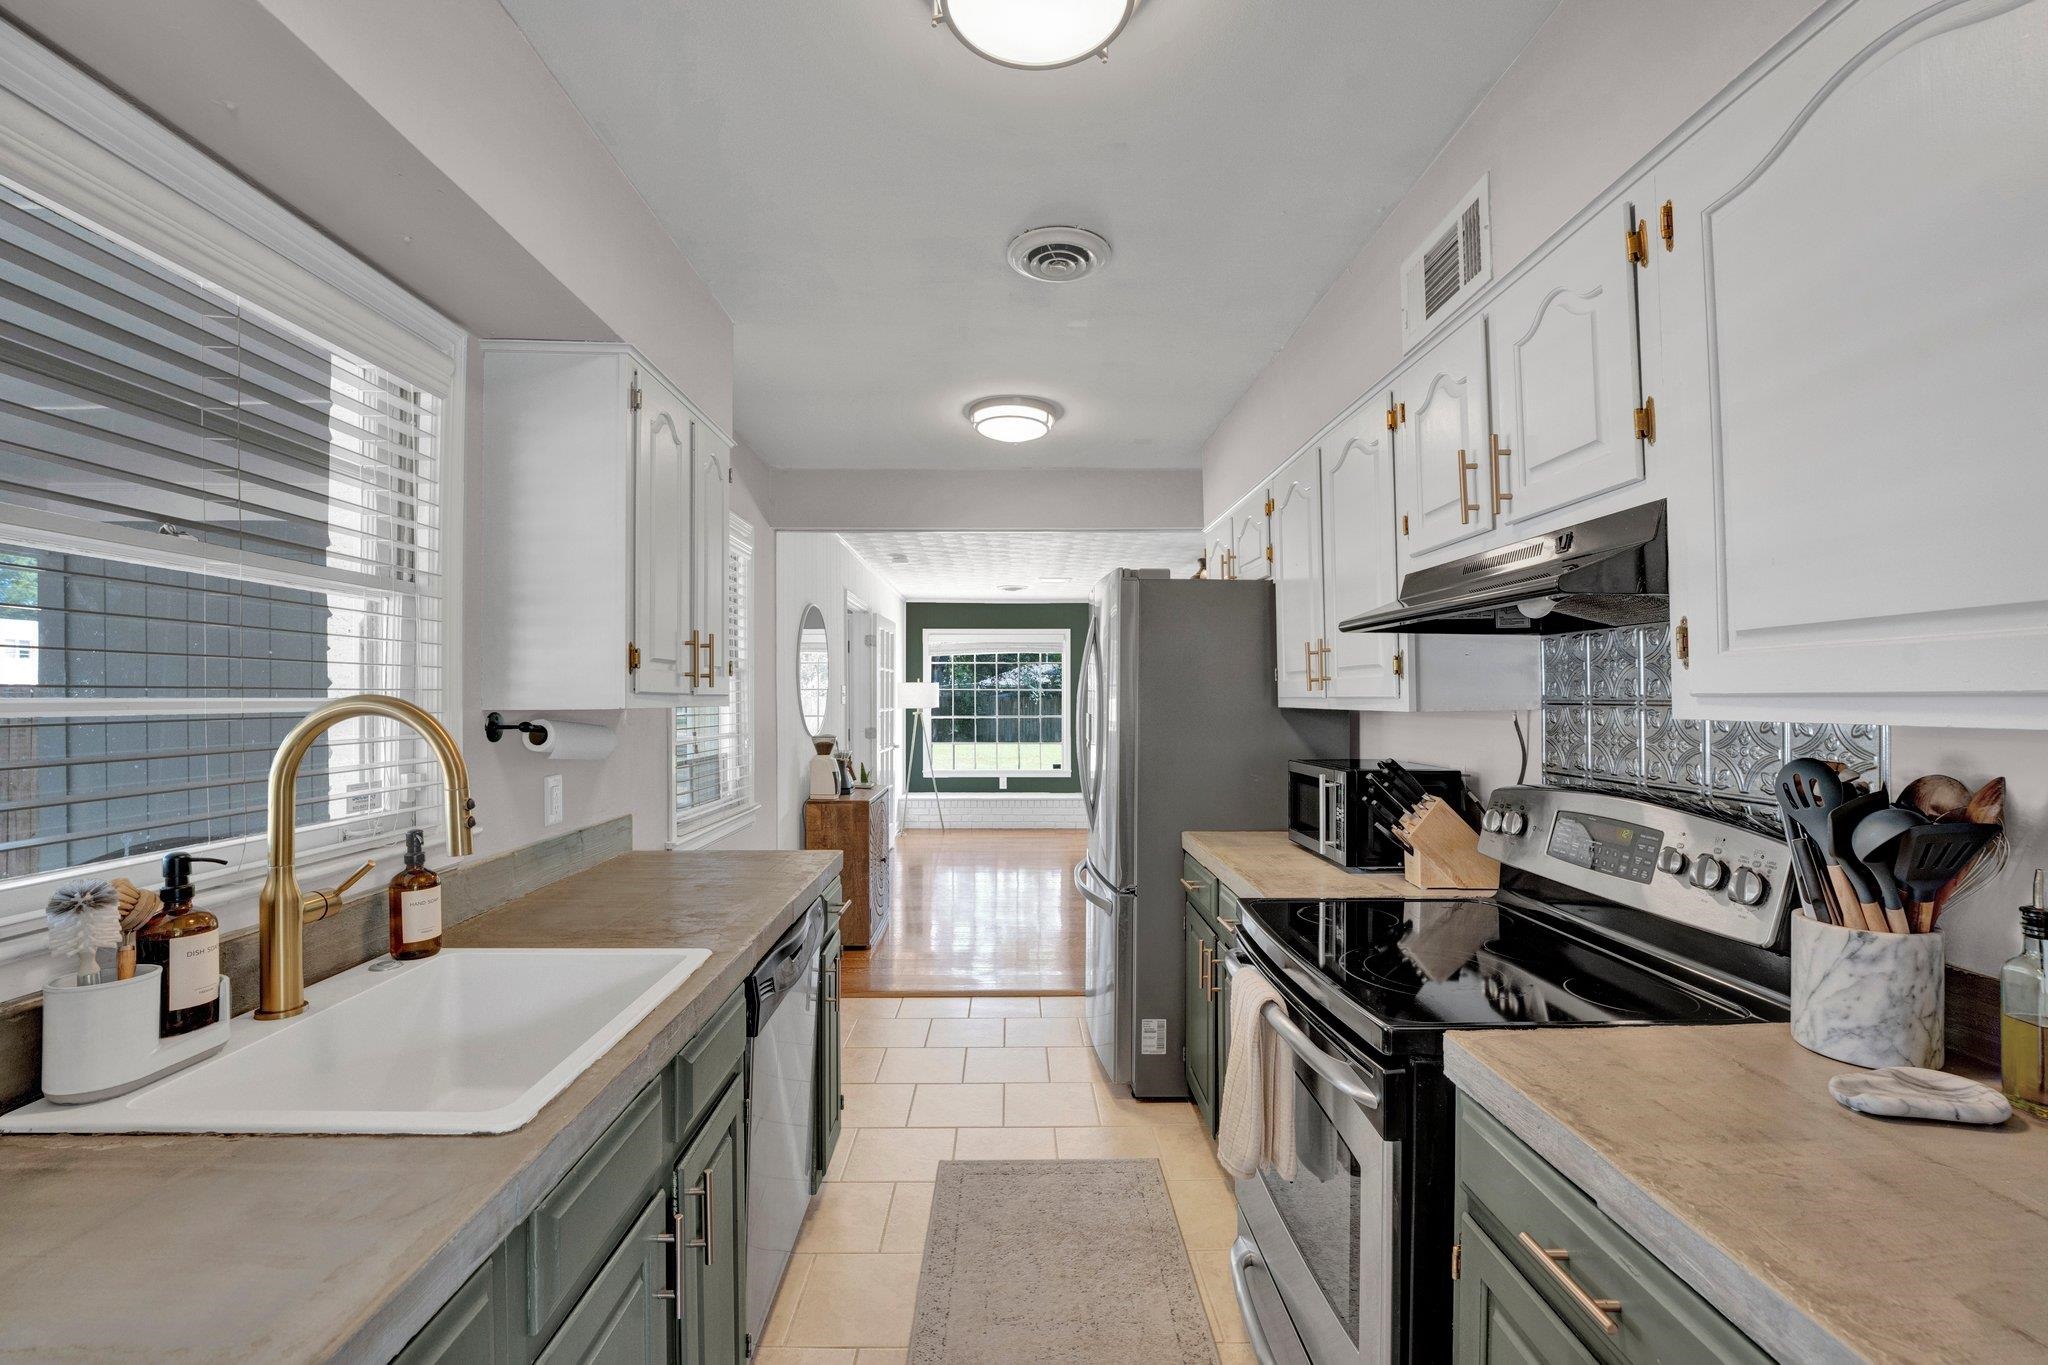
[1216,962,1297,1182]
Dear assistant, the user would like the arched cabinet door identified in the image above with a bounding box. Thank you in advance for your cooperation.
[1657,0,2048,725]
[1269,449,1324,703]
[1396,320,1495,558]
[1320,399,1404,703]
[632,381,694,697]
[687,424,731,702]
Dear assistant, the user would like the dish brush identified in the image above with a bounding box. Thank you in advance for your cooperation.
[110,878,165,981]
[45,880,121,985]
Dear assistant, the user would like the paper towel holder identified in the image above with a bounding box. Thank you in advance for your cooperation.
[484,712,547,746]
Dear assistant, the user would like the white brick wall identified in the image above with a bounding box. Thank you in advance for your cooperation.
[899,792,1087,830]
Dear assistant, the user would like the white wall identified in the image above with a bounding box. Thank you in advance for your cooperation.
[774,533,907,849]
[763,467,1203,532]
[1200,0,1824,511]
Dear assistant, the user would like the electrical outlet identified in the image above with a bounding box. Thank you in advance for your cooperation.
[543,773,564,827]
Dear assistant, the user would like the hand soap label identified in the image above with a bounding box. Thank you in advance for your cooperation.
[400,886,443,943]
[167,929,220,1011]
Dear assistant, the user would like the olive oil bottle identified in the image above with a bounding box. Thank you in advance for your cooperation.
[388,829,443,960]
[2001,871,2048,1119]
[137,852,225,1036]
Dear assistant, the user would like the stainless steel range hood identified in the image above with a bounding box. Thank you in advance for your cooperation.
[1339,501,1667,635]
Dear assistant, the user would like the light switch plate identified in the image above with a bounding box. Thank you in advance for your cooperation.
[543,773,564,827]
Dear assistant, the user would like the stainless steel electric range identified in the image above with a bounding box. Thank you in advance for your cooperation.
[1225,785,1797,1365]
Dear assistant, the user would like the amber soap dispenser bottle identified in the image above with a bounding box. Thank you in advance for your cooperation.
[137,852,225,1036]
[389,829,443,960]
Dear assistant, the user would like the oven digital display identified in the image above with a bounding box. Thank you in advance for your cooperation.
[1546,811,1664,885]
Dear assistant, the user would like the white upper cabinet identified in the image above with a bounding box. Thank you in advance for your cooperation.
[1657,0,2048,725]
[1395,321,1495,558]
[480,343,732,710]
[1318,397,1404,704]
[1269,448,1324,702]
[1486,202,1646,527]
[1227,487,1272,581]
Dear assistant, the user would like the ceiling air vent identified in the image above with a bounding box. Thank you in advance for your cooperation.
[1007,226,1112,283]
[1400,176,1492,352]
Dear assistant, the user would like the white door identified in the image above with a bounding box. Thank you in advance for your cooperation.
[1658,0,2048,724]
[688,424,731,701]
[631,376,692,697]
[1487,201,1645,527]
[1269,448,1323,703]
[1396,319,1495,558]
[1228,490,1271,581]
[1320,397,1404,703]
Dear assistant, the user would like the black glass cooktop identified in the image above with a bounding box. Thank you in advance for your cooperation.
[1239,897,1764,1053]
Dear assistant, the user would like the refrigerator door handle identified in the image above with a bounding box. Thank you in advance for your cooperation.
[1073,859,1119,912]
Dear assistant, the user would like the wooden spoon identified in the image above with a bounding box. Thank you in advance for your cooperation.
[1963,776,2005,826]
[1898,774,1969,821]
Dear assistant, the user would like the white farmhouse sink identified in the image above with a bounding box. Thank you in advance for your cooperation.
[0,948,710,1135]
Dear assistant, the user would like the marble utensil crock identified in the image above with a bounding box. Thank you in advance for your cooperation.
[1791,914,1944,1069]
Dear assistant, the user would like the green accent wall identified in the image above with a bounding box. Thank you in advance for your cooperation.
[903,601,1090,795]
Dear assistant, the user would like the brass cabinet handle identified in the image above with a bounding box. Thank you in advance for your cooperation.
[1490,433,1513,518]
[1206,942,1221,1001]
[1515,1232,1621,1336]
[703,632,716,682]
[1179,878,1204,896]
[1316,640,1333,691]
[682,629,703,685]
[1457,449,1478,524]
[1198,939,1212,996]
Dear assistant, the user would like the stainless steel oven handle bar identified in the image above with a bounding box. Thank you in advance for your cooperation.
[1258,998,1381,1111]
[1229,1236,1283,1365]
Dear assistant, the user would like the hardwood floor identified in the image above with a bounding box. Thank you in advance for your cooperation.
[841,829,1088,997]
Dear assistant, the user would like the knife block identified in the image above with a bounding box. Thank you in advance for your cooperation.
[1399,798,1500,892]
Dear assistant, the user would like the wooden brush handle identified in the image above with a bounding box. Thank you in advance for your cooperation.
[1826,866,1879,932]
[1909,900,1937,935]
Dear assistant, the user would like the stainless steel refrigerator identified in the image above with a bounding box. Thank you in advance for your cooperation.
[1074,570,1348,1098]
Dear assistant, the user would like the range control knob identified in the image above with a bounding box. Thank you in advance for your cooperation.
[1657,847,1689,877]
[1729,866,1771,907]
[1689,853,1729,892]
[1482,807,1504,833]
[1501,809,1529,837]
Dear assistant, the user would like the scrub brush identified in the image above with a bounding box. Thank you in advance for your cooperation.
[46,880,121,985]
[111,878,164,980]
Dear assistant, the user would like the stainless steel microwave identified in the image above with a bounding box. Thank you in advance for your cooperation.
[1287,759,1465,872]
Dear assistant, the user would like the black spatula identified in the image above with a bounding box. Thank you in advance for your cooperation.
[1894,823,2003,933]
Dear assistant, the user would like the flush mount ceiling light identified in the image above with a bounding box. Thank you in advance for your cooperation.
[932,0,1137,70]
[968,395,1061,443]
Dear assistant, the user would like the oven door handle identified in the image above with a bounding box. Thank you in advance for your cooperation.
[1259,999,1381,1111]
[1229,1236,1283,1365]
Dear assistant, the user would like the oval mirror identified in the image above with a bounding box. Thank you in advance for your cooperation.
[797,603,831,737]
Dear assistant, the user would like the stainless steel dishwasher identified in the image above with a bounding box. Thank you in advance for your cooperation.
[746,901,822,1344]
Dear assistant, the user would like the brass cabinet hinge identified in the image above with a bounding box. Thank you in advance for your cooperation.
[1385,404,1399,432]
[1395,401,1407,428]
[1676,616,1691,669]
[1626,219,1650,267]
[627,641,642,672]
[1265,497,1275,517]
[1401,514,1410,537]
[1392,650,1405,680]
[629,377,643,412]
[1451,1241,1462,1281]
[1265,545,1274,563]
[1660,199,1675,251]
[1634,396,1657,444]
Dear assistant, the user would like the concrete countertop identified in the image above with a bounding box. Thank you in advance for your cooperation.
[0,848,841,1363]
[1182,829,1477,902]
[1447,1025,2048,1364]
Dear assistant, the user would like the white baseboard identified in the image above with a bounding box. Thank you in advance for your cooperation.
[899,792,1086,830]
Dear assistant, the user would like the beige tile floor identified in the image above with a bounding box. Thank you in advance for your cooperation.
[756,995,1257,1364]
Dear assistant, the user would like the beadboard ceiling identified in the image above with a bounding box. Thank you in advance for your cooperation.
[499,0,1560,471]
[840,530,1204,600]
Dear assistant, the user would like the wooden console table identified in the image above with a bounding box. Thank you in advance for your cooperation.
[804,786,892,948]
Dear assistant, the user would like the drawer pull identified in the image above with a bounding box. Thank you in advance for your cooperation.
[1515,1231,1621,1336]
[687,1179,714,1264]
[1179,878,1204,896]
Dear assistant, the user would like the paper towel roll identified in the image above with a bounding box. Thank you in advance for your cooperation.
[520,718,616,762]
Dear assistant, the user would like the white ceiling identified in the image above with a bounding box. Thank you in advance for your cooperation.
[499,0,1558,474]
[840,530,1203,600]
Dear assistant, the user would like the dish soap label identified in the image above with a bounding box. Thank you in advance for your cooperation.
[400,886,443,943]
[167,929,221,1012]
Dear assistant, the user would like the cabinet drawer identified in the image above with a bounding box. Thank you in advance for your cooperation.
[528,1074,673,1337]
[537,1191,673,1365]
[1180,853,1217,922]
[396,1258,501,1365]
[1457,1097,1767,1364]
[1217,885,1242,932]
[671,987,746,1143]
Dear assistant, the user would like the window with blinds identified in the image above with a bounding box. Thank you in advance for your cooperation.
[673,517,753,842]
[0,177,445,902]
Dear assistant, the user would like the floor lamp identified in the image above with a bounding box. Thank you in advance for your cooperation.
[898,681,947,834]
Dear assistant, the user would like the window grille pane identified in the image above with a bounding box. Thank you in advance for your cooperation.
[0,178,445,896]
[920,632,1068,776]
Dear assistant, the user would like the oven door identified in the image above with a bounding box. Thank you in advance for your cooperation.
[1226,952,1399,1365]
[1286,764,1345,864]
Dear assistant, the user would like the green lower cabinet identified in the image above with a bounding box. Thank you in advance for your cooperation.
[1453,1215,1597,1365]
[815,920,843,1190]
[394,1260,502,1365]
[538,1193,678,1365]
[1213,928,1232,1127]
[674,1077,748,1365]
[1183,900,1217,1131]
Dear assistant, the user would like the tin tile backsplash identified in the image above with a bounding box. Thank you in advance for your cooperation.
[1541,626,1887,812]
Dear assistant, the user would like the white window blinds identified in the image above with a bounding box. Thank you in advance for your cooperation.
[673,517,753,842]
[0,177,446,900]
